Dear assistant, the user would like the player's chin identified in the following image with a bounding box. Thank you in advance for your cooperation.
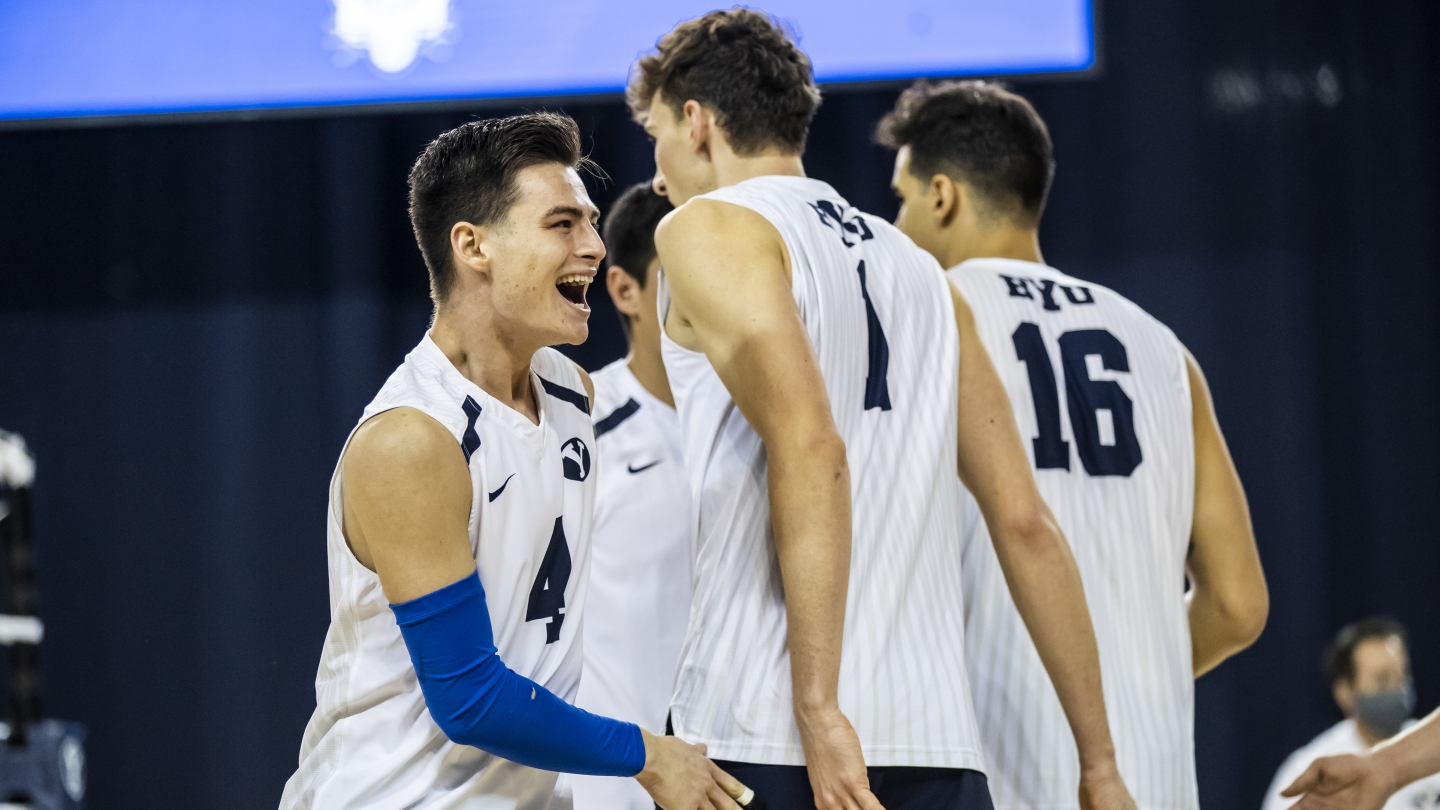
[548,304,590,346]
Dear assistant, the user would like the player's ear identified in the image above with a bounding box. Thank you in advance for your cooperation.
[931,174,960,227]
[683,100,712,160]
[450,221,494,283]
[607,265,643,318]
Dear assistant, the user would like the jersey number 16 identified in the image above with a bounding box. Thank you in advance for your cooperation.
[1012,323,1143,477]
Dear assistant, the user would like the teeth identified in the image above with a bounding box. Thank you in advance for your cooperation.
[557,274,590,286]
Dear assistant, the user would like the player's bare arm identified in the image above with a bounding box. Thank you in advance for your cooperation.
[1182,349,1268,677]
[343,399,742,810]
[1285,707,1440,810]
[948,282,1138,810]
[343,406,478,601]
[657,198,883,810]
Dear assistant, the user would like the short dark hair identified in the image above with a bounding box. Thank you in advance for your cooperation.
[628,8,821,156]
[603,182,674,289]
[876,80,1055,225]
[408,113,593,302]
[1324,616,1409,685]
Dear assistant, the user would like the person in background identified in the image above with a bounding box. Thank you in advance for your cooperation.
[569,182,692,810]
[1264,617,1440,810]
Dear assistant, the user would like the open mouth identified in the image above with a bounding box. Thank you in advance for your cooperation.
[557,274,590,309]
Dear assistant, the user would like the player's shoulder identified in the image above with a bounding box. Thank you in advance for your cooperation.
[589,360,637,412]
[347,406,461,474]
[658,194,775,247]
[948,258,1090,293]
[362,336,478,434]
[957,260,1175,330]
[591,361,654,442]
[661,174,842,243]
[530,348,593,416]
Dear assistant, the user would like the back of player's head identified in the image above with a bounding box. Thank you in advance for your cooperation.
[876,80,1055,226]
[628,8,821,156]
[408,113,591,303]
[1324,616,1409,685]
[603,182,674,289]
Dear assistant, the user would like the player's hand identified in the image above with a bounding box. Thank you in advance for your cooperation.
[1078,762,1139,810]
[636,729,749,810]
[796,705,885,810]
[1281,753,1395,810]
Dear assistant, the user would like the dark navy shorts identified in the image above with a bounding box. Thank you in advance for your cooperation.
[709,761,995,810]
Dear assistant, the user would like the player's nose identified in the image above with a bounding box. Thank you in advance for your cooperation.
[652,170,668,197]
[577,220,605,264]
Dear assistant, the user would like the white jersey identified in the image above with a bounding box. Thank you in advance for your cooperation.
[281,334,597,810]
[949,259,1196,810]
[571,360,693,810]
[662,176,983,769]
[1263,720,1440,810]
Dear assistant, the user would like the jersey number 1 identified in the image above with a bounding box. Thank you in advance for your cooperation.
[856,260,892,411]
[1011,323,1143,477]
[526,517,572,643]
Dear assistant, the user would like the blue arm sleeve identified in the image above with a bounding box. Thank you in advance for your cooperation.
[391,572,646,777]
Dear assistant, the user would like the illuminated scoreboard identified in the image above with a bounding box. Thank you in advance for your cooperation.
[0,0,1096,125]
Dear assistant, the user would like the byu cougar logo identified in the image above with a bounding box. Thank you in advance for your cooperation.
[561,438,591,482]
[330,0,453,73]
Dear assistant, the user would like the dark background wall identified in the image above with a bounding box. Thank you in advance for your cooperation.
[0,0,1436,806]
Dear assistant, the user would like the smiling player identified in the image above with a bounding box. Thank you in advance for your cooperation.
[280,114,745,810]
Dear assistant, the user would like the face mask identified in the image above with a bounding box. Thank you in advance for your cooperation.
[1354,684,1416,739]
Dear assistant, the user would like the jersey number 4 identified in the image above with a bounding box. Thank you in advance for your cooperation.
[1012,323,1143,477]
[526,517,572,643]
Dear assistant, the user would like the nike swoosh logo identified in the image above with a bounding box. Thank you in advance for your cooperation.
[627,460,662,474]
[487,473,515,502]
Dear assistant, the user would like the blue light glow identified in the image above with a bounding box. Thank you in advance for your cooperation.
[0,0,1094,123]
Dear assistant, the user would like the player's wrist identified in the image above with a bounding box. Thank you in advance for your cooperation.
[1368,747,1405,797]
[636,729,661,787]
[793,696,843,727]
[1077,750,1122,784]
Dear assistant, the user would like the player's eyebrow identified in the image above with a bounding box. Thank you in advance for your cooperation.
[543,204,600,222]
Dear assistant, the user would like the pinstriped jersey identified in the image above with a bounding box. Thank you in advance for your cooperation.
[282,335,596,810]
[571,360,693,810]
[662,176,984,769]
[948,259,1197,810]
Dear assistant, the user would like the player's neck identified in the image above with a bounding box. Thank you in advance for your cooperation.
[942,223,1044,270]
[710,151,806,190]
[626,339,675,409]
[430,304,542,424]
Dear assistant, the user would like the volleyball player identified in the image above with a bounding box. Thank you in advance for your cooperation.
[570,182,693,810]
[280,114,744,810]
[878,80,1269,810]
[628,11,1138,810]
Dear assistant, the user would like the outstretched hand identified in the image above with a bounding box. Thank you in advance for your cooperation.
[637,730,750,810]
[1281,753,1394,810]
[798,706,885,810]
